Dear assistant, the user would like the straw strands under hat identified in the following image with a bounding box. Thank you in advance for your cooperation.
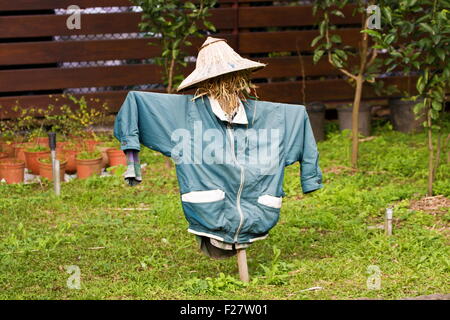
[177,36,267,92]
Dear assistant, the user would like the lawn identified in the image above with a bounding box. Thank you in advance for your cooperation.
[0,120,449,300]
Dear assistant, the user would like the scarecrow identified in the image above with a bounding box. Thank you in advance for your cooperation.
[114,37,323,281]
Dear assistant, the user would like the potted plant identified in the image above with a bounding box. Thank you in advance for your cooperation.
[13,142,33,162]
[76,150,102,179]
[0,126,15,157]
[38,156,67,182]
[62,140,82,174]
[96,141,117,168]
[0,158,25,184]
[24,145,50,175]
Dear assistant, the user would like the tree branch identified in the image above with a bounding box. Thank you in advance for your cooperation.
[325,27,357,80]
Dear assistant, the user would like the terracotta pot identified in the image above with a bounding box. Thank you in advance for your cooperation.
[106,148,127,167]
[56,141,68,153]
[76,156,102,179]
[0,152,8,160]
[0,141,15,157]
[24,150,51,174]
[38,157,67,182]
[97,146,111,168]
[34,137,49,147]
[13,143,33,162]
[0,158,25,184]
[62,148,81,174]
[85,140,102,152]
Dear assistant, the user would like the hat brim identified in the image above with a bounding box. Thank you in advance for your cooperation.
[176,63,267,92]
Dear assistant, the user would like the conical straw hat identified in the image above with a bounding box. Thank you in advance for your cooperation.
[177,36,267,92]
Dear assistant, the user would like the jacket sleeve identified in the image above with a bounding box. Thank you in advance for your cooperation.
[113,91,188,156]
[284,104,324,194]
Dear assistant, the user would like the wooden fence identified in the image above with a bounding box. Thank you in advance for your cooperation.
[0,0,413,119]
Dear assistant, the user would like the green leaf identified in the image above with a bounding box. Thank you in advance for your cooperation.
[184,2,196,10]
[334,49,347,60]
[435,48,445,62]
[313,50,325,64]
[331,54,343,68]
[419,23,435,35]
[310,35,323,48]
[432,101,442,111]
[331,10,345,18]
[413,102,425,114]
[361,29,381,39]
[385,34,395,45]
[330,34,342,43]
[382,7,392,24]
[203,21,216,32]
[416,76,425,94]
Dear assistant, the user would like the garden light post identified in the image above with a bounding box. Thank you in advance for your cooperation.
[48,132,61,196]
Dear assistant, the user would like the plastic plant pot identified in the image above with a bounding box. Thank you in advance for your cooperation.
[13,142,33,163]
[0,141,15,157]
[106,148,127,167]
[76,155,102,179]
[24,148,51,175]
[62,148,81,174]
[0,158,25,184]
[38,157,68,182]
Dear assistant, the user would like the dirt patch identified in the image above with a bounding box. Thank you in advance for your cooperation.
[410,195,450,215]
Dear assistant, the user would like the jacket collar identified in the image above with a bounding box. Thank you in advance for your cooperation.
[207,95,248,125]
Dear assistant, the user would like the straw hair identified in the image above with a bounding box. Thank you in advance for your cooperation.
[193,70,258,119]
[177,36,266,92]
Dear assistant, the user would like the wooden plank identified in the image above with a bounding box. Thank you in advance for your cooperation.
[0,9,235,38]
[0,34,237,66]
[0,0,133,11]
[0,91,133,119]
[0,0,241,11]
[0,55,350,93]
[0,65,163,92]
[239,5,361,28]
[254,56,354,78]
[0,76,417,118]
[239,29,361,53]
[256,77,418,103]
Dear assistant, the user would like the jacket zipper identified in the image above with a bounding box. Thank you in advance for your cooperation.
[226,124,245,243]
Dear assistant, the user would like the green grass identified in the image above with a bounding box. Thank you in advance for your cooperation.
[0,121,449,300]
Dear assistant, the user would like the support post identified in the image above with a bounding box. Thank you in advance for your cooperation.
[236,249,249,283]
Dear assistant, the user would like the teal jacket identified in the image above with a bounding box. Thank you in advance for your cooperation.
[114,91,323,244]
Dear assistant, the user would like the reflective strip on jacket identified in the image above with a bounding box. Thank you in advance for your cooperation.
[114,91,324,244]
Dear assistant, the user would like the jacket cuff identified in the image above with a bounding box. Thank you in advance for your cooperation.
[119,136,140,151]
[301,176,324,194]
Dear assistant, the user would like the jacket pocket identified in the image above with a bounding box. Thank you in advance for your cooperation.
[251,195,282,234]
[181,189,228,232]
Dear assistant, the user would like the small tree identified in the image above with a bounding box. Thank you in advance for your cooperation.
[373,0,450,195]
[311,0,384,168]
[133,0,217,93]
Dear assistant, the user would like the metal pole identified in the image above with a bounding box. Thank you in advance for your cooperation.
[385,207,393,236]
[48,132,61,196]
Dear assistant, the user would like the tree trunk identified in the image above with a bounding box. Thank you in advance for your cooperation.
[351,75,364,168]
[427,106,434,196]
